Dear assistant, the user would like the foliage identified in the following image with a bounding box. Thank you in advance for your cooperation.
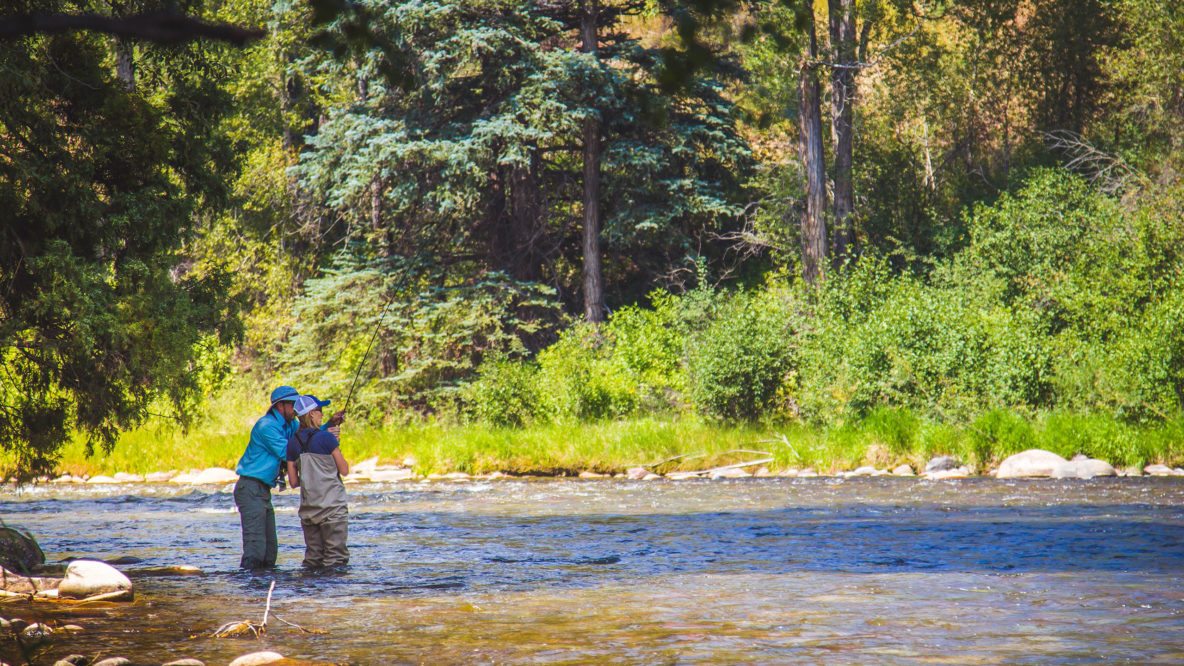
[687,289,796,421]
[0,3,240,479]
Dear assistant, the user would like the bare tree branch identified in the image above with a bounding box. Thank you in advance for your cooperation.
[0,11,264,45]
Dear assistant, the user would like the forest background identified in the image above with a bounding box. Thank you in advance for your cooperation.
[2,0,1184,480]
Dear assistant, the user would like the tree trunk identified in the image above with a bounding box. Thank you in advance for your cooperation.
[580,0,605,322]
[799,4,828,286]
[828,0,855,267]
[114,38,134,90]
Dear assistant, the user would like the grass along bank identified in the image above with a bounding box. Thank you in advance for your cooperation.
[32,406,1184,480]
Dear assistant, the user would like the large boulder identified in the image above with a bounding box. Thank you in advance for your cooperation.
[1051,458,1117,479]
[57,560,133,601]
[0,526,44,574]
[996,449,1069,479]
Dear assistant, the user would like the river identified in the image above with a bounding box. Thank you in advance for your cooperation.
[2,477,1183,664]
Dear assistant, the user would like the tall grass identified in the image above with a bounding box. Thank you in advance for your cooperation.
[36,403,1184,478]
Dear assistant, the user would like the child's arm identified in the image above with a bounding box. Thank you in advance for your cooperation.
[287,461,300,488]
[331,448,350,477]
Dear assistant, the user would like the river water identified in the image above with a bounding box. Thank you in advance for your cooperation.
[2,477,1183,664]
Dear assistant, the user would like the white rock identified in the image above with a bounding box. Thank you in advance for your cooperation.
[665,471,700,480]
[847,466,878,477]
[1144,464,1173,476]
[57,560,133,601]
[92,659,131,666]
[352,456,379,476]
[625,467,649,480]
[145,470,177,483]
[442,472,471,480]
[642,473,662,481]
[368,468,414,482]
[798,468,819,478]
[189,468,238,484]
[228,651,285,666]
[1051,459,1117,479]
[710,468,751,479]
[777,468,800,477]
[162,660,205,666]
[112,472,144,483]
[168,470,199,484]
[578,471,609,479]
[996,449,1069,479]
[892,464,915,476]
[20,623,51,641]
[754,466,773,477]
[86,475,119,484]
[401,455,418,468]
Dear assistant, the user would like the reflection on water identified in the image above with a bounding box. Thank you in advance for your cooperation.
[2,478,1183,664]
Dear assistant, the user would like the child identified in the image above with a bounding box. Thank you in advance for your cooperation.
[286,395,350,568]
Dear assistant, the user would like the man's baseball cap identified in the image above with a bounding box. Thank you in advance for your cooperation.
[294,395,329,416]
[270,385,300,405]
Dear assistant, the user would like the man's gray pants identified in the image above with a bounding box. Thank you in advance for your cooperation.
[234,476,277,569]
[300,518,349,568]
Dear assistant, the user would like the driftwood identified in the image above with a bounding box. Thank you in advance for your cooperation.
[639,449,775,476]
[212,580,274,639]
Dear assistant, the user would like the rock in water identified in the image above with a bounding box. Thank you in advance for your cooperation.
[161,660,206,666]
[91,659,132,666]
[892,464,915,476]
[228,652,285,666]
[996,449,1069,479]
[0,526,44,574]
[57,560,133,601]
[925,456,961,473]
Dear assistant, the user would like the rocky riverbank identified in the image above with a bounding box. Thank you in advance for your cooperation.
[17,449,1184,487]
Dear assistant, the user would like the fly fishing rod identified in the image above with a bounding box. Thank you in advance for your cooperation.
[341,296,394,417]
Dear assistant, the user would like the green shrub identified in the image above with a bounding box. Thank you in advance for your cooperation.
[688,290,795,421]
[463,358,542,427]
[536,325,640,421]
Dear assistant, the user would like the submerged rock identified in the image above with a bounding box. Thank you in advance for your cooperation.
[229,652,285,666]
[1051,459,1117,479]
[996,449,1069,479]
[57,560,133,601]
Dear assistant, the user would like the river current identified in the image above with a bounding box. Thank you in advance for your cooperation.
[2,477,1183,664]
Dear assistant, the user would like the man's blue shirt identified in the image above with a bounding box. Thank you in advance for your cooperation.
[237,408,333,486]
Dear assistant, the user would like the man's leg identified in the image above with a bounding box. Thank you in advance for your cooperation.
[234,478,268,569]
[321,519,349,567]
[263,492,277,568]
[301,520,325,568]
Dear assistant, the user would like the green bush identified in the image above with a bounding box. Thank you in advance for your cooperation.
[687,290,796,421]
[536,325,640,421]
[463,358,542,427]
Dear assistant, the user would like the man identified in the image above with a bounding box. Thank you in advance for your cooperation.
[234,385,344,569]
